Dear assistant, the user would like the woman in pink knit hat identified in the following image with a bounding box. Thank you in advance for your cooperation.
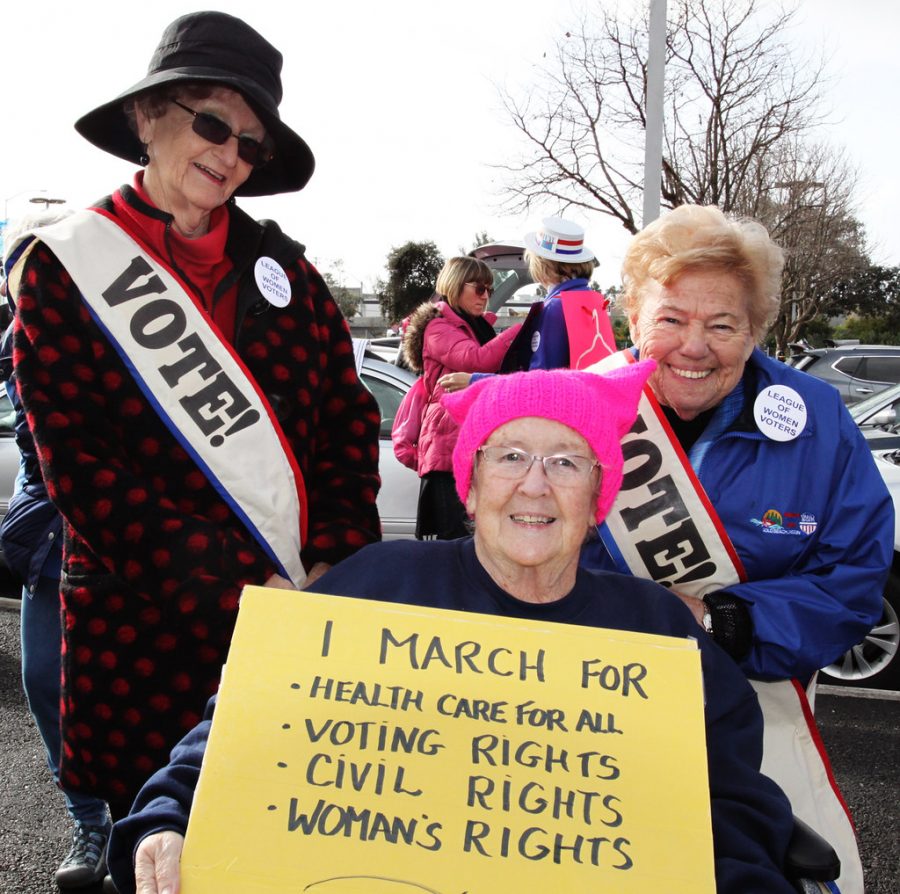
[111,363,796,894]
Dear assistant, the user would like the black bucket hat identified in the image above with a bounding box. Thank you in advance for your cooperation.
[74,11,315,197]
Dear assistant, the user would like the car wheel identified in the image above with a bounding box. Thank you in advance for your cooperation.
[820,572,900,689]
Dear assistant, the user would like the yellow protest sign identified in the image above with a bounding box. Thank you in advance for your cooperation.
[181,587,713,893]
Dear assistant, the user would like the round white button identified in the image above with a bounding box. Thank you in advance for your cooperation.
[254,257,291,308]
[753,385,807,442]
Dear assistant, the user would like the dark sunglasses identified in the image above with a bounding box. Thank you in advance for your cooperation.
[466,282,494,296]
[171,99,274,168]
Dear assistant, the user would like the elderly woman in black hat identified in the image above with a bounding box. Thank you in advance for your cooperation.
[11,9,381,831]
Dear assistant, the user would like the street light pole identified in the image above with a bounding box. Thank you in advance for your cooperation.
[29,196,67,211]
[2,189,66,228]
[642,0,667,228]
[1,191,67,257]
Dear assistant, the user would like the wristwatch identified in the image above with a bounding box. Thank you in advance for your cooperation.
[701,605,714,636]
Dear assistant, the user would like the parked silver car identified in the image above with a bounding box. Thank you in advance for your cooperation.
[0,389,19,567]
[788,344,900,406]
[357,355,420,539]
[810,391,900,688]
[819,447,900,690]
[848,381,900,450]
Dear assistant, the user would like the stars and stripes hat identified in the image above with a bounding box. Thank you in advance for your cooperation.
[524,216,595,263]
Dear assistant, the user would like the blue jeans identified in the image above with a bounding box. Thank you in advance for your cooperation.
[20,575,109,826]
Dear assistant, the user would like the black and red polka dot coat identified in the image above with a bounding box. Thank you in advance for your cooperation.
[12,189,382,811]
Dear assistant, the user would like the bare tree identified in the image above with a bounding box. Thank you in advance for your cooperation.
[500,0,869,349]
[748,144,868,353]
[502,0,825,231]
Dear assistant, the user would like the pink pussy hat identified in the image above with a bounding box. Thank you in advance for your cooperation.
[442,361,656,523]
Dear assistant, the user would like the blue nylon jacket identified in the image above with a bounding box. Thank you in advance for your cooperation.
[584,348,893,682]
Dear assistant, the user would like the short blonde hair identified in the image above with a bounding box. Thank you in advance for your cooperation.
[526,252,596,288]
[436,257,493,311]
[622,205,783,339]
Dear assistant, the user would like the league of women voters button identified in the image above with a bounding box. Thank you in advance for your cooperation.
[753,385,807,442]
[255,257,291,307]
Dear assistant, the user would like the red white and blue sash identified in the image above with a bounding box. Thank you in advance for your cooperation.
[34,209,308,586]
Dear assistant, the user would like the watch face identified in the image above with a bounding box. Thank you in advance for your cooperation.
[702,610,714,634]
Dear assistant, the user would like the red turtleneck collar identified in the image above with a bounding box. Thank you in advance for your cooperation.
[110,173,238,342]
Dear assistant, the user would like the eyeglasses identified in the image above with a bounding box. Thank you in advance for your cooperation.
[171,99,274,168]
[466,282,494,297]
[478,445,600,486]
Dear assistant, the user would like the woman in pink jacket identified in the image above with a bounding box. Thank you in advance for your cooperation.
[401,256,521,539]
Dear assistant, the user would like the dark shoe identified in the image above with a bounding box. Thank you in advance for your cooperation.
[55,821,111,889]
[102,874,119,893]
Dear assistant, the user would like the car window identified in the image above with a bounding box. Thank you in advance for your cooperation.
[851,383,900,421]
[788,356,811,370]
[832,355,862,378]
[861,396,900,427]
[491,270,535,314]
[0,388,14,436]
[857,356,900,385]
[879,396,900,423]
[473,244,536,314]
[361,373,407,439]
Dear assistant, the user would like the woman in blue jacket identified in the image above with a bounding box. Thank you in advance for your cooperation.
[581,203,892,894]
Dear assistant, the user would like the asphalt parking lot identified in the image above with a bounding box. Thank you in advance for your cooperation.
[0,601,897,893]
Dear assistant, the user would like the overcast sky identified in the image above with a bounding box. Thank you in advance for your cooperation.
[2,0,897,294]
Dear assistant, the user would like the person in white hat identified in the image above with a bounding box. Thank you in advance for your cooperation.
[437,217,613,394]
[501,216,615,373]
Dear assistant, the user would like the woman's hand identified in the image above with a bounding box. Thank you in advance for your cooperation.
[265,562,330,590]
[264,573,297,590]
[438,372,472,393]
[134,830,184,894]
[305,562,332,586]
[674,591,706,627]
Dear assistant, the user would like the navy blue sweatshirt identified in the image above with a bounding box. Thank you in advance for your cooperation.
[109,538,793,894]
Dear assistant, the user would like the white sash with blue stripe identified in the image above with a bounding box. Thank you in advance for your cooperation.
[34,209,307,586]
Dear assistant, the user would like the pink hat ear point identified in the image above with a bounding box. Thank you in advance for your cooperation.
[441,376,492,423]
[591,359,655,438]
[600,357,656,389]
[448,364,654,522]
